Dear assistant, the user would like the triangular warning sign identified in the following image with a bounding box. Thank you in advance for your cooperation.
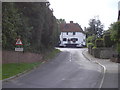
[15,39,23,45]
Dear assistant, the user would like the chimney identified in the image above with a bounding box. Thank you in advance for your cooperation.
[70,21,73,23]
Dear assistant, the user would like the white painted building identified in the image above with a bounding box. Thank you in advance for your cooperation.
[59,21,86,47]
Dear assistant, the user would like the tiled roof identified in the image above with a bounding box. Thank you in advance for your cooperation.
[60,22,84,33]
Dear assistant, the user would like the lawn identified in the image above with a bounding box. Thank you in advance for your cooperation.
[2,48,61,80]
[2,62,41,79]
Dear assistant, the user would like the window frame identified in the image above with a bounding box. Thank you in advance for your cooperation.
[73,32,76,35]
[63,38,67,41]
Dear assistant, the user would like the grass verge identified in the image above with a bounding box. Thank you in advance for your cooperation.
[43,48,61,60]
[2,62,41,80]
[2,48,61,80]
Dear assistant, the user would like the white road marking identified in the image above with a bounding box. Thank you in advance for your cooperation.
[82,50,106,89]
[94,61,106,89]
[69,52,72,62]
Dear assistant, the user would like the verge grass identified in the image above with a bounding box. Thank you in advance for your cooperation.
[2,62,41,79]
[43,49,61,60]
[2,49,61,80]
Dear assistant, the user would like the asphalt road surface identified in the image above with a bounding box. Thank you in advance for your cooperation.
[3,48,103,88]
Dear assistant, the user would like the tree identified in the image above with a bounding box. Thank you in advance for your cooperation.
[2,3,20,49]
[85,18,104,38]
[2,2,60,52]
[57,19,66,24]
[109,22,120,53]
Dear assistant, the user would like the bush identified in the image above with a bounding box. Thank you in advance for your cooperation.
[95,39,104,47]
[92,46,97,49]
[87,35,96,44]
[87,43,94,54]
[87,43,94,48]
[103,34,113,47]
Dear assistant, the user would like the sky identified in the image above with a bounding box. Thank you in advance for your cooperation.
[49,0,119,30]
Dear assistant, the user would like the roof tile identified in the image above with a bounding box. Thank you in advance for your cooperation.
[60,23,84,32]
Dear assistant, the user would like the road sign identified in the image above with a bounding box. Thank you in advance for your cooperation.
[15,38,23,52]
[15,48,23,52]
[15,39,23,45]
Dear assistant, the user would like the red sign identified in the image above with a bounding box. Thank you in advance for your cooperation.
[15,39,23,45]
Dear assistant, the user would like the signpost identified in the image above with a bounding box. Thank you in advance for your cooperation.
[15,38,24,64]
[15,38,23,52]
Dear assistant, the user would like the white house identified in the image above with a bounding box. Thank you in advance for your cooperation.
[59,21,86,47]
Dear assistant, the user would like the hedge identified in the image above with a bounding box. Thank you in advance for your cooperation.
[95,39,104,47]
[103,35,113,47]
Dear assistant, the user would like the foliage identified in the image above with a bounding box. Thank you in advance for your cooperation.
[87,43,94,48]
[92,46,97,49]
[103,34,113,47]
[2,2,60,52]
[109,22,120,42]
[57,19,66,24]
[95,38,104,47]
[43,49,61,60]
[2,3,20,50]
[85,18,104,38]
[87,35,96,44]
[109,21,120,53]
[103,30,110,36]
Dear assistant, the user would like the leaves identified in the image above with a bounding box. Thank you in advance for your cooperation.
[85,18,104,38]
[2,2,60,52]
[109,22,120,42]
[108,21,120,53]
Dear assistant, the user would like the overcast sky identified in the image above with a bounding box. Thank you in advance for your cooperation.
[49,0,119,30]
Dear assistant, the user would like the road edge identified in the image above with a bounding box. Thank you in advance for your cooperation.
[2,62,44,82]
[2,51,62,83]
[82,49,106,89]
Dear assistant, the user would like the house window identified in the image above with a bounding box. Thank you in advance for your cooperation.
[66,32,68,35]
[76,38,78,41]
[73,32,76,35]
[71,38,78,42]
[63,38,67,41]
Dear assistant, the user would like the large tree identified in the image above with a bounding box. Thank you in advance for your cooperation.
[85,18,104,38]
[2,2,60,52]
[57,19,66,24]
[109,21,120,53]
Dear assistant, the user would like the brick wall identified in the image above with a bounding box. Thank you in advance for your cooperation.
[2,51,43,64]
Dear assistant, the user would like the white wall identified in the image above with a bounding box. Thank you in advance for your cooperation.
[60,32,86,46]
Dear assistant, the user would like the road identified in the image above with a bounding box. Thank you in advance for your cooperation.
[3,48,103,88]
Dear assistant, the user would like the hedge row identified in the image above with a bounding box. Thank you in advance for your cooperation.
[87,34,114,48]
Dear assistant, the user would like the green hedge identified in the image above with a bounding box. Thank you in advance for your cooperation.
[95,39,104,47]
[87,35,96,44]
[87,43,94,48]
[103,35,113,47]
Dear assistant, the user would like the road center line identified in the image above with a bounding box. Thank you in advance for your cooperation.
[69,52,72,62]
